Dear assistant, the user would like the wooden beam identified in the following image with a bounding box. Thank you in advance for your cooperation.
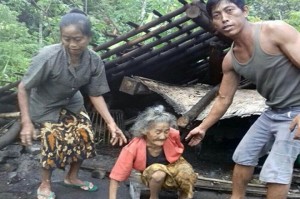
[108,35,217,83]
[106,31,214,75]
[0,80,20,94]
[177,84,219,128]
[100,16,191,59]
[0,112,20,118]
[104,23,201,69]
[128,171,300,198]
[119,76,152,95]
[185,0,214,32]
[93,5,187,52]
[0,92,17,103]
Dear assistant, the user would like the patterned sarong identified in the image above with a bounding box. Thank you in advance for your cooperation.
[39,109,96,170]
[141,156,197,198]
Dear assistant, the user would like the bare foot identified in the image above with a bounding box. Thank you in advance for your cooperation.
[64,177,85,185]
[37,184,55,199]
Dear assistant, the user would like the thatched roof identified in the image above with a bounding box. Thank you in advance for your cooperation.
[130,76,266,121]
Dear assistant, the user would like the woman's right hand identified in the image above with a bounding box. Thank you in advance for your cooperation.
[20,122,35,146]
[107,123,127,146]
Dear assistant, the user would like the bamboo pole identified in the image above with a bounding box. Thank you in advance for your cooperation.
[101,16,191,59]
[104,23,200,69]
[177,85,219,128]
[107,31,214,75]
[0,112,20,118]
[0,80,20,94]
[94,6,187,52]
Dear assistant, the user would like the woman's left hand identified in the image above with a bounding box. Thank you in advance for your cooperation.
[290,114,300,139]
[108,124,127,146]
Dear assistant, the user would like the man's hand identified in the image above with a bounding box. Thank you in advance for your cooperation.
[20,122,35,146]
[290,114,300,139]
[107,124,127,146]
[185,126,206,146]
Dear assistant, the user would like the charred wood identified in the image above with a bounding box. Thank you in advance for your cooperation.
[0,92,17,103]
[101,16,191,59]
[107,31,214,76]
[153,10,182,30]
[94,6,187,52]
[105,23,200,69]
[0,80,20,94]
[0,120,20,150]
[185,0,214,32]
[108,35,217,82]
[119,76,151,95]
[177,84,219,128]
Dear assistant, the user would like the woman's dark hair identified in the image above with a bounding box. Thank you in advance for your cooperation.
[206,0,245,18]
[59,8,92,37]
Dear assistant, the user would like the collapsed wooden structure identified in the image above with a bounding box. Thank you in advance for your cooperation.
[1,1,300,197]
[93,0,231,91]
[0,0,258,146]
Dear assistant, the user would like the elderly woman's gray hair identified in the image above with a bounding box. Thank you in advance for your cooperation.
[130,105,177,137]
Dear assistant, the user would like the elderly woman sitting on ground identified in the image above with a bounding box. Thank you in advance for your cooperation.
[109,105,197,199]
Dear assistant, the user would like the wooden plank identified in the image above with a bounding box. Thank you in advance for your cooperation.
[177,84,219,128]
[0,112,20,118]
[128,171,300,198]
[119,76,152,95]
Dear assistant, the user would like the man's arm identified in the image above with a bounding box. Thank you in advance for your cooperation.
[185,53,240,146]
[89,96,127,146]
[268,20,300,68]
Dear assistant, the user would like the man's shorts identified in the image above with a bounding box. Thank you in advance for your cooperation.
[232,106,300,184]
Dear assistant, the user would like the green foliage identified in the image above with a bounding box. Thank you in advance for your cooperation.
[285,11,300,31]
[0,4,37,85]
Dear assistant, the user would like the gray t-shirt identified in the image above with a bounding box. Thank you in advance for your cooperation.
[22,43,110,123]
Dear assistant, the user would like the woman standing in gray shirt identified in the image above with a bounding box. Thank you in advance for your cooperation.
[17,9,127,199]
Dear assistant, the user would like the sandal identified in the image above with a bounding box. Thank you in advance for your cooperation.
[37,188,56,199]
[63,181,98,192]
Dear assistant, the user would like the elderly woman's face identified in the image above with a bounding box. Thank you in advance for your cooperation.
[61,24,90,57]
[146,122,170,147]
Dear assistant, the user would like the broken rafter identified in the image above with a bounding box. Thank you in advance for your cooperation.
[94,5,187,52]
[185,0,214,32]
[108,36,218,81]
[100,16,191,59]
[126,21,161,40]
[177,84,219,128]
[0,92,17,103]
[178,0,188,5]
[105,23,200,69]
[150,53,210,82]
[0,80,20,94]
[107,31,213,76]
[153,10,182,30]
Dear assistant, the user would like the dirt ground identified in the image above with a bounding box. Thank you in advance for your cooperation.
[1,129,299,199]
[0,139,257,199]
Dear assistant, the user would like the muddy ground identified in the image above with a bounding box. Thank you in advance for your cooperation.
[1,116,300,199]
[0,136,267,199]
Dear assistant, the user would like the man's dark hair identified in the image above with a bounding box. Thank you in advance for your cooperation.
[206,0,245,18]
[59,8,92,37]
